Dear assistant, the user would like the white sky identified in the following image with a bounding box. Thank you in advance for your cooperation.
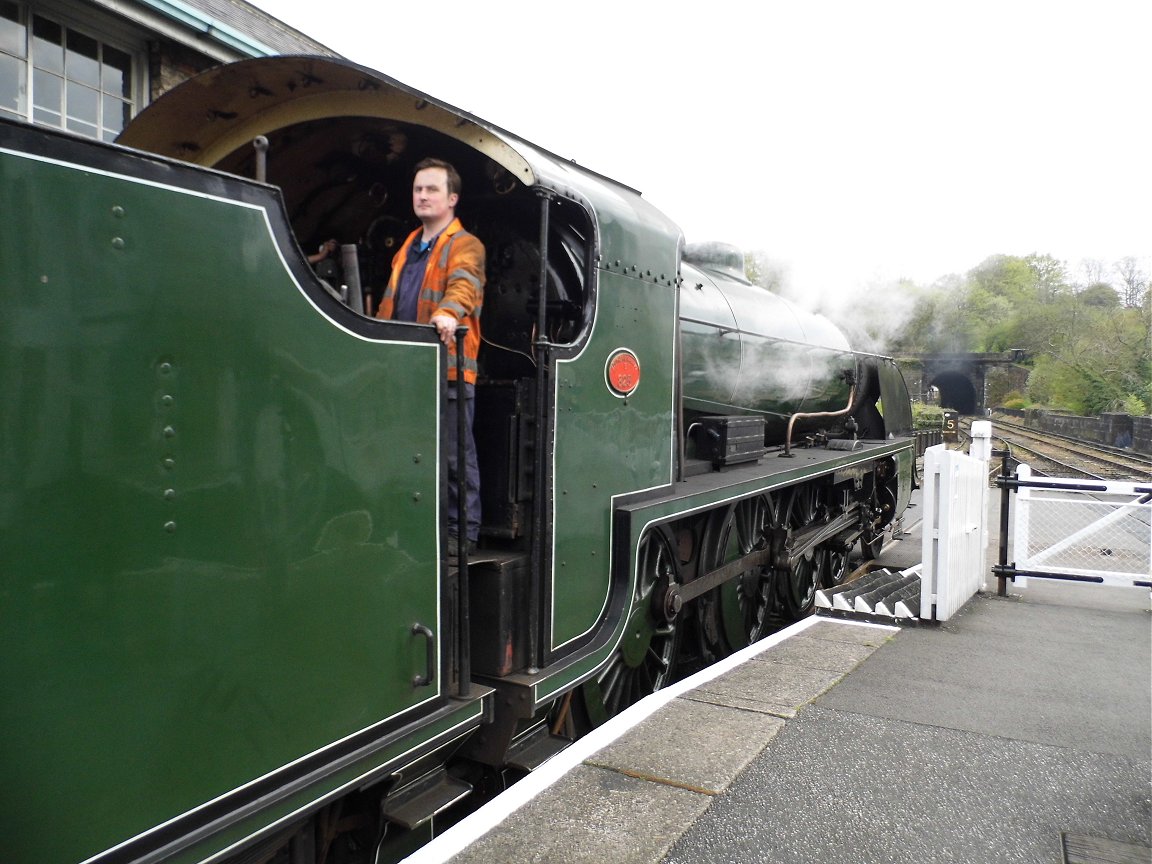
[252,0,1151,296]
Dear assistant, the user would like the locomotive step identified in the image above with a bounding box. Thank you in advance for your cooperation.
[381,769,473,831]
[505,726,572,773]
[815,568,923,619]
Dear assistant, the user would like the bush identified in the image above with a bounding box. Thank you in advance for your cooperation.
[912,402,945,429]
[1121,394,1148,416]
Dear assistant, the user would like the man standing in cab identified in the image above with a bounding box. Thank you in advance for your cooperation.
[376,158,485,562]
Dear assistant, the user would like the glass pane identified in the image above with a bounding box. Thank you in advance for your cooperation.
[0,52,24,115]
[32,67,60,113]
[31,15,62,74]
[0,0,25,58]
[33,105,60,127]
[66,29,99,88]
[66,79,97,124]
[102,93,129,135]
[66,115,96,137]
[102,44,131,96]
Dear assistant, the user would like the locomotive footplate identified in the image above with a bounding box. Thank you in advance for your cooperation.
[632,438,910,514]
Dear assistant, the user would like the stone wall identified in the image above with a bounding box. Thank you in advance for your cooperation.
[1133,415,1152,456]
[148,41,219,101]
[995,409,1151,456]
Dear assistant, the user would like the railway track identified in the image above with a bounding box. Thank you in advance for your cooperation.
[959,415,1152,481]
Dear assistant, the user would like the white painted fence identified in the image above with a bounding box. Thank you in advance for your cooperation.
[919,421,993,621]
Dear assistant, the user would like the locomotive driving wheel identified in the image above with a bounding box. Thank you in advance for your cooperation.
[697,494,779,660]
[817,544,850,588]
[860,483,898,559]
[780,484,821,619]
[582,525,681,725]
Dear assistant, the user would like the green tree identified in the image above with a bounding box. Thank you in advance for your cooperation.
[1114,256,1149,309]
[1079,283,1120,308]
[744,249,786,292]
[791,248,1146,417]
[969,254,1035,305]
[1024,253,1069,302]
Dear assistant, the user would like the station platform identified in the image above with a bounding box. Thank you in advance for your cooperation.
[404,491,1152,864]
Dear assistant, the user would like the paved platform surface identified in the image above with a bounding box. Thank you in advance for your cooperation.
[408,490,1152,864]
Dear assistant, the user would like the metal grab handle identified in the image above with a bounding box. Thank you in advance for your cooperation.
[454,326,471,698]
[411,623,435,687]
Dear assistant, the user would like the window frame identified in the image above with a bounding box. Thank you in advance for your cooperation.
[0,0,145,141]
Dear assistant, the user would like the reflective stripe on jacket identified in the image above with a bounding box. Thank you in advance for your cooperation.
[376,217,485,383]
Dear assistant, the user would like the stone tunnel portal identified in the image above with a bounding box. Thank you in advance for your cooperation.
[931,370,978,414]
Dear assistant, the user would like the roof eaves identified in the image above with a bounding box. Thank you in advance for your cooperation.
[135,0,276,56]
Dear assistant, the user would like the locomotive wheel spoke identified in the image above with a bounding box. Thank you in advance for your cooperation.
[583,525,681,725]
[860,485,897,560]
[781,485,821,619]
[698,494,779,659]
[818,546,850,588]
[784,553,818,618]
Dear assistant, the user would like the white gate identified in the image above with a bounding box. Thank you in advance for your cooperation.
[1010,464,1151,589]
[919,422,994,621]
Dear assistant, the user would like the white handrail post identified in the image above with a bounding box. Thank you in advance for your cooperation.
[969,420,993,589]
[1014,463,1032,588]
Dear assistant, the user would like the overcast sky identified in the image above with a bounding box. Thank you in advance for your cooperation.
[253,0,1150,297]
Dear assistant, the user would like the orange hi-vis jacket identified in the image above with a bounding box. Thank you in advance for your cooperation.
[376,217,485,384]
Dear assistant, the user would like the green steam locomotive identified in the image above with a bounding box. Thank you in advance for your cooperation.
[0,55,913,864]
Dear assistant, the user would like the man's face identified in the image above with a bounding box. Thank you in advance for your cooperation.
[412,167,457,226]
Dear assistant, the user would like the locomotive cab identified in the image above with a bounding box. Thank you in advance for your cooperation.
[119,55,596,556]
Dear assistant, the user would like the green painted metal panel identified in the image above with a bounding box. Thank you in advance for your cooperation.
[0,147,445,863]
[550,269,678,649]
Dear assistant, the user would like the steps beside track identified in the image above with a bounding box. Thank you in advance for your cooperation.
[815,568,922,619]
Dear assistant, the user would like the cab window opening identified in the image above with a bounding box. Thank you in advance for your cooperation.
[214,116,593,548]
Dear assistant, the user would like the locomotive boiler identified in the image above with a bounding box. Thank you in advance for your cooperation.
[0,55,914,864]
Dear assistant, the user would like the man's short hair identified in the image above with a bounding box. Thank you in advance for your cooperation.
[414,157,462,197]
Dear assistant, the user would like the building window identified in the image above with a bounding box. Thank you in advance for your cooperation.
[0,1,136,141]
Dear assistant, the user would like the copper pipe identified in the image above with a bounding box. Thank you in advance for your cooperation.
[781,384,857,457]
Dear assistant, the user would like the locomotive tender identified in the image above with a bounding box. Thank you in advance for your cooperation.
[0,56,913,864]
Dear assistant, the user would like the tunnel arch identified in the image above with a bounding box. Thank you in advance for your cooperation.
[930,370,978,414]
